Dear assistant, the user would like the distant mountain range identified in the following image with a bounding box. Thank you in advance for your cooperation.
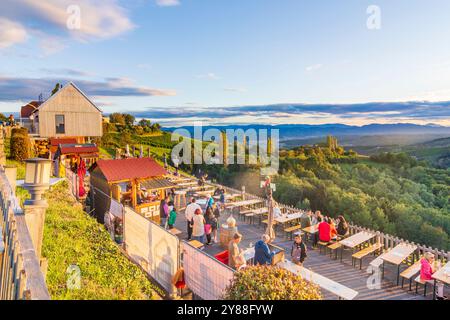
[165,123,450,146]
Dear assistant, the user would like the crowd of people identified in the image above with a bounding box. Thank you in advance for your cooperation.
[168,188,448,299]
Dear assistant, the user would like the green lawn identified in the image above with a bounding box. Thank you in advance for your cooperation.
[41,181,161,300]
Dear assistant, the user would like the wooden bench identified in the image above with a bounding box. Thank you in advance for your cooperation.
[168,228,182,236]
[239,209,253,220]
[261,219,278,226]
[414,275,429,297]
[400,261,421,290]
[352,243,383,269]
[317,241,330,255]
[188,240,205,249]
[328,242,342,260]
[284,225,302,240]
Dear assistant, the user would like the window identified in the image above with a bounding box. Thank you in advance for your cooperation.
[55,115,65,134]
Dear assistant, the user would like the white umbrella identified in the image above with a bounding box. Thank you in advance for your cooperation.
[140,145,144,158]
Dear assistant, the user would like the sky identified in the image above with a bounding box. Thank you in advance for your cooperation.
[1,0,450,126]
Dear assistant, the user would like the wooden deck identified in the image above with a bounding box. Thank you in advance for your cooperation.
[173,208,441,300]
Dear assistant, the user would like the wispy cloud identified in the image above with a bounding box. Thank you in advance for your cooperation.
[0,0,135,52]
[306,64,323,72]
[196,72,220,80]
[0,18,27,48]
[223,87,247,93]
[156,0,181,7]
[0,76,176,101]
[39,68,94,77]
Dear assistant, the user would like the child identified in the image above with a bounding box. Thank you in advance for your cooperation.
[291,234,307,266]
[168,207,177,230]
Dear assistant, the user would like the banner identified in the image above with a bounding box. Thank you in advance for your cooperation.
[182,242,235,300]
[124,207,179,294]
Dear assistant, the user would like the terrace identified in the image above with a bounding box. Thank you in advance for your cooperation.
[169,175,449,300]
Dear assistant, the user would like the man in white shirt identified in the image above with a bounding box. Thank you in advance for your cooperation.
[185,198,202,240]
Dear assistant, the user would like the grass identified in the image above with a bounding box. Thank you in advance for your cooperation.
[41,181,161,300]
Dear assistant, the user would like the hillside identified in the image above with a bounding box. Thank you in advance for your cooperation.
[351,136,450,168]
[41,182,160,300]
[197,139,450,251]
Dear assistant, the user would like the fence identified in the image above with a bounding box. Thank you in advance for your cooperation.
[123,207,180,295]
[0,169,50,300]
[182,241,235,300]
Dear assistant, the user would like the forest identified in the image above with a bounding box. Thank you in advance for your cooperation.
[196,136,450,251]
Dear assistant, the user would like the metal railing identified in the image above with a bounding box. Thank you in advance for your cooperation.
[0,169,50,300]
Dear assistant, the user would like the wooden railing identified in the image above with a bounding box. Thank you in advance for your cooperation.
[0,169,50,300]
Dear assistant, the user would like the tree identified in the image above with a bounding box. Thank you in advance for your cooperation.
[51,83,62,96]
[109,113,126,125]
[223,265,322,300]
[124,114,135,126]
[10,127,32,161]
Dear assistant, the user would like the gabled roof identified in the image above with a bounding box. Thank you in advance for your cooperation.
[59,143,99,155]
[20,101,41,118]
[36,82,102,114]
[91,157,167,183]
[50,138,77,146]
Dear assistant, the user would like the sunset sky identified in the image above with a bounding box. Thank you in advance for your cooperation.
[1,0,450,126]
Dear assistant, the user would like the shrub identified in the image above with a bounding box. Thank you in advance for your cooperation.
[223,265,322,300]
[10,127,32,161]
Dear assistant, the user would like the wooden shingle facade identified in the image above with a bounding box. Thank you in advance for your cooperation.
[21,82,102,139]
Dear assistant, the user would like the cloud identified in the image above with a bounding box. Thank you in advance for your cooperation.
[0,76,176,101]
[306,64,323,72]
[0,0,134,50]
[0,18,28,48]
[156,0,180,7]
[223,87,247,93]
[127,101,450,124]
[196,73,220,80]
[39,68,94,77]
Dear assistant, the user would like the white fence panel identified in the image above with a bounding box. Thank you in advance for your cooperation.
[124,207,179,294]
[182,242,235,300]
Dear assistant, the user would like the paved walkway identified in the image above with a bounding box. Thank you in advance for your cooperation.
[173,207,438,300]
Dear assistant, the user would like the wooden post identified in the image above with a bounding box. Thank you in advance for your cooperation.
[23,203,48,259]
[131,180,137,209]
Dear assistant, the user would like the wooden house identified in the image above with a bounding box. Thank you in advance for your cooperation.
[53,143,99,176]
[89,157,175,224]
[20,82,102,141]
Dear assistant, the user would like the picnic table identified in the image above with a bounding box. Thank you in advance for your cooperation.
[275,212,303,224]
[177,181,198,187]
[226,199,264,209]
[279,260,359,300]
[432,261,450,300]
[245,207,269,224]
[188,240,205,249]
[194,190,215,197]
[380,243,417,285]
[338,231,376,262]
[213,193,241,201]
[302,224,319,234]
